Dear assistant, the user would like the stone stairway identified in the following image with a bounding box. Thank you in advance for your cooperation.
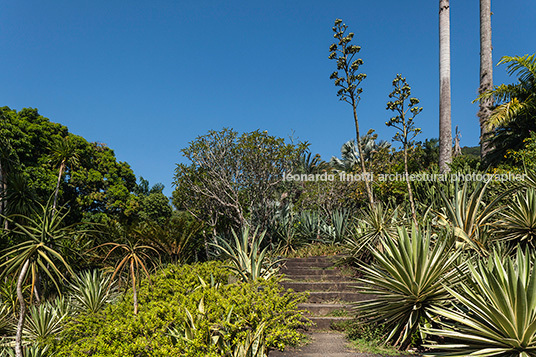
[269,255,371,356]
[278,255,364,330]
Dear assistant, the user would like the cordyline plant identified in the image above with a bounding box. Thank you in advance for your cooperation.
[354,226,462,349]
[425,247,536,357]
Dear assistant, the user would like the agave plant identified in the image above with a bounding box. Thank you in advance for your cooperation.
[212,227,282,282]
[344,202,400,264]
[296,211,322,242]
[495,188,536,248]
[69,269,117,314]
[322,209,350,244]
[425,248,536,357]
[354,226,462,349]
[437,181,506,256]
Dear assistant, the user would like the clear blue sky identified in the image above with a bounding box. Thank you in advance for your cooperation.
[1,0,535,197]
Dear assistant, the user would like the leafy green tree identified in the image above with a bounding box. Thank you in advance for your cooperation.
[172,128,307,236]
[0,107,139,225]
[386,74,423,226]
[476,54,536,165]
[329,19,373,206]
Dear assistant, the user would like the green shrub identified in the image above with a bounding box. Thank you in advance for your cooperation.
[50,261,307,356]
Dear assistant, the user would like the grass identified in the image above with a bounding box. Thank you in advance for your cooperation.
[283,243,345,258]
[335,318,408,356]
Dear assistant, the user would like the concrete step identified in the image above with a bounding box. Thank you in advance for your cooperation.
[283,274,353,281]
[283,260,337,269]
[282,281,356,292]
[281,269,345,278]
[308,316,353,330]
[299,303,352,316]
[307,291,368,303]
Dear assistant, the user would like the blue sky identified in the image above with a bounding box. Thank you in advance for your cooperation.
[1,0,535,196]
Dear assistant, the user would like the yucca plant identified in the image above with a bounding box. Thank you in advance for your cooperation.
[0,345,49,357]
[69,269,117,314]
[354,226,462,349]
[495,188,536,248]
[437,181,506,256]
[425,248,536,357]
[23,298,69,346]
[212,227,282,283]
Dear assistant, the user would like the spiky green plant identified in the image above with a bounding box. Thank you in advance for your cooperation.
[69,269,118,314]
[212,227,281,282]
[344,202,399,264]
[437,181,505,256]
[495,188,536,248]
[91,240,159,315]
[297,211,322,242]
[23,298,69,346]
[354,226,462,349]
[425,248,536,357]
[0,202,75,357]
[0,345,49,357]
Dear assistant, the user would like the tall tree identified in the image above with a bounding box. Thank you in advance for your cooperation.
[50,136,79,213]
[439,0,453,172]
[329,19,374,206]
[476,54,536,164]
[478,0,493,159]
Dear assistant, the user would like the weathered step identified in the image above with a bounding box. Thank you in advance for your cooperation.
[307,291,368,303]
[281,268,344,277]
[282,281,356,292]
[299,302,352,316]
[284,274,353,281]
[309,316,353,330]
[283,259,337,269]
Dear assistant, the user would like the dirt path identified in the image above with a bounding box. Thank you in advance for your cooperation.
[269,331,372,357]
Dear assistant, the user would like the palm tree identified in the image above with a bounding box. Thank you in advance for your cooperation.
[50,137,79,213]
[476,54,536,164]
[0,202,75,357]
[330,135,391,173]
[439,0,453,172]
[478,0,493,159]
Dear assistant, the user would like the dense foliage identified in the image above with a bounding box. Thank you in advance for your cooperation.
[49,261,307,357]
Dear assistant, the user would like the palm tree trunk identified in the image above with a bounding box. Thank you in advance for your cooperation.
[52,162,65,213]
[15,259,30,357]
[478,0,493,159]
[0,159,4,228]
[439,0,453,173]
[131,261,138,315]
